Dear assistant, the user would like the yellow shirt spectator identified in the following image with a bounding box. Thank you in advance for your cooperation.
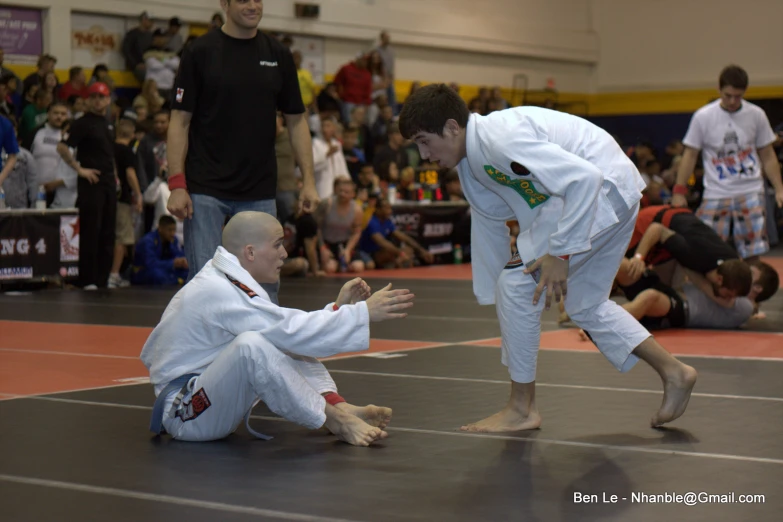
[297,68,316,108]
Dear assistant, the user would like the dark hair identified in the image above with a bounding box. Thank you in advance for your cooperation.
[153,109,171,118]
[68,66,82,81]
[399,83,470,139]
[717,259,752,296]
[66,94,81,106]
[750,261,779,303]
[48,100,68,111]
[719,65,748,90]
[34,88,51,102]
[159,215,177,227]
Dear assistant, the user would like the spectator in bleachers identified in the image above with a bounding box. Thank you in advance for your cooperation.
[316,178,367,273]
[0,76,17,123]
[490,87,509,110]
[368,50,389,104]
[109,119,143,288]
[334,53,372,124]
[66,94,86,120]
[210,12,224,30]
[30,101,68,190]
[0,134,36,208]
[46,120,77,209]
[144,30,180,102]
[312,116,350,199]
[138,110,169,188]
[19,88,52,148]
[293,51,317,114]
[347,105,374,165]
[0,47,19,92]
[133,79,165,116]
[58,66,90,101]
[0,115,18,192]
[358,197,433,268]
[371,103,394,149]
[355,163,380,204]
[442,170,464,201]
[342,125,365,181]
[41,71,59,99]
[316,82,343,122]
[373,121,408,181]
[281,210,323,277]
[131,215,188,285]
[22,54,56,95]
[122,11,154,83]
[375,31,396,112]
[165,18,184,55]
[275,112,299,226]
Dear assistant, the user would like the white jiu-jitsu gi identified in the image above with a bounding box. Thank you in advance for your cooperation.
[457,107,651,382]
[140,246,370,441]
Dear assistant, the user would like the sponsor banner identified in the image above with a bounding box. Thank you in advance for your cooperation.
[0,211,79,282]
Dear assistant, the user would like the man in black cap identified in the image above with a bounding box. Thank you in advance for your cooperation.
[166,17,184,54]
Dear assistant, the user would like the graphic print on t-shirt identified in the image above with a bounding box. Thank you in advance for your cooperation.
[713,127,759,181]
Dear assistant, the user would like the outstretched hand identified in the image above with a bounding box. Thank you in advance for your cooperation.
[335,277,372,307]
[365,283,415,322]
[524,254,569,310]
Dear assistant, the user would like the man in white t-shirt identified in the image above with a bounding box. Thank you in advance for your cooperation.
[672,65,783,261]
[30,102,69,188]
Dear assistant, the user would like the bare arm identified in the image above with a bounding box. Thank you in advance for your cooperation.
[758,144,783,203]
[345,202,364,254]
[167,110,192,177]
[391,230,426,253]
[303,236,322,275]
[285,112,319,212]
[675,146,700,187]
[372,232,402,254]
[684,268,735,308]
[635,222,675,260]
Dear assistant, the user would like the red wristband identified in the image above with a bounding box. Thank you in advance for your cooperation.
[332,303,339,311]
[168,172,187,191]
[557,255,570,261]
[672,184,688,196]
[324,392,345,405]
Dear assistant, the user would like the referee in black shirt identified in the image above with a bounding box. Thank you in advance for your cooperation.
[166,0,319,301]
[57,82,117,289]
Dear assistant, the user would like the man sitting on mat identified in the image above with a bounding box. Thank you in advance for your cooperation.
[141,211,415,446]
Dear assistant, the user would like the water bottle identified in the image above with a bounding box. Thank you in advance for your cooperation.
[35,185,47,210]
[388,184,397,204]
[453,244,463,265]
[0,188,5,210]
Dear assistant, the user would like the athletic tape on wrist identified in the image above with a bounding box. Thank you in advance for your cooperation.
[324,392,346,405]
[168,173,188,191]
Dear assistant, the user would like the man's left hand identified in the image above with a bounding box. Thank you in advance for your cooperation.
[525,254,569,310]
[335,277,372,307]
[299,184,320,214]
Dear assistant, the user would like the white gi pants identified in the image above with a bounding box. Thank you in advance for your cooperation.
[161,332,337,442]
[497,201,651,383]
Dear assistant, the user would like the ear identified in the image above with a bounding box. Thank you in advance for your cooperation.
[443,119,460,137]
[244,244,255,261]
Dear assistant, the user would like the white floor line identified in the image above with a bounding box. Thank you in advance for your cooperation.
[0,348,139,360]
[0,473,364,522]
[326,369,783,403]
[16,396,783,466]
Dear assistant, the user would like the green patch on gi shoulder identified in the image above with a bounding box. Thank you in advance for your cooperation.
[483,165,549,209]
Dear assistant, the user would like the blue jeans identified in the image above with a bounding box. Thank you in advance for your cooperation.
[185,194,278,304]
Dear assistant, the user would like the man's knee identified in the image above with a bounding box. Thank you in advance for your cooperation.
[566,300,606,324]
[235,332,280,365]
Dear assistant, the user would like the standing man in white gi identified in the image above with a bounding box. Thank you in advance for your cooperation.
[671,65,783,261]
[141,211,415,446]
[399,84,697,431]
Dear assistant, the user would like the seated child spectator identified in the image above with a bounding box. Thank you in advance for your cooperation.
[358,198,434,268]
[131,215,188,285]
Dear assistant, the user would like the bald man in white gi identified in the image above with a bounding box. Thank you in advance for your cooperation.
[141,211,414,446]
[399,84,698,432]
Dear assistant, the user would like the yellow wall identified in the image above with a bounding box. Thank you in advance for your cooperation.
[7,64,781,117]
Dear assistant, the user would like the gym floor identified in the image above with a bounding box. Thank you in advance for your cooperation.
[1,257,781,522]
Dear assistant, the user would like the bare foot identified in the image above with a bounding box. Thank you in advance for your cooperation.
[323,407,388,446]
[460,406,542,433]
[336,403,393,429]
[651,364,698,427]
[578,329,590,342]
[558,311,571,324]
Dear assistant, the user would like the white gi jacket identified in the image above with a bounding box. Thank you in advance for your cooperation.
[458,107,646,305]
[140,246,370,394]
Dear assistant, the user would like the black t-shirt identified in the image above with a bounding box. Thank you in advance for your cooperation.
[114,143,136,204]
[172,29,305,201]
[65,113,115,186]
[662,213,739,274]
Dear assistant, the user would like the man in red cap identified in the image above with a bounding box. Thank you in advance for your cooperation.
[56,82,117,290]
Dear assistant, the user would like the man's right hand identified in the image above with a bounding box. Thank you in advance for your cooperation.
[173,257,188,270]
[365,283,414,322]
[671,193,688,208]
[77,167,100,184]
[168,188,193,219]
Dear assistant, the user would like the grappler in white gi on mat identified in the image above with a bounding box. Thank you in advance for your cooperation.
[399,84,698,432]
[141,211,414,446]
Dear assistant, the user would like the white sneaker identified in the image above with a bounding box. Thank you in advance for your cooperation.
[83,284,98,291]
[107,274,130,289]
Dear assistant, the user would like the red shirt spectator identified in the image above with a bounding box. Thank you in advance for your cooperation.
[58,66,90,101]
[334,57,372,105]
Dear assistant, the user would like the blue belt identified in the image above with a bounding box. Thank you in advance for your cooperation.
[149,373,198,434]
